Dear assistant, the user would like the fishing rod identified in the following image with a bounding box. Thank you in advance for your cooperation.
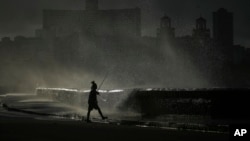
[98,71,109,90]
[97,71,109,102]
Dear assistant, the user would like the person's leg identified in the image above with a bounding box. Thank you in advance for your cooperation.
[97,105,107,120]
[86,106,92,122]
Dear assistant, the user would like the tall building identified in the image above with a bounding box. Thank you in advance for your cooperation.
[213,8,234,47]
[37,0,141,38]
[157,15,175,41]
[192,17,210,40]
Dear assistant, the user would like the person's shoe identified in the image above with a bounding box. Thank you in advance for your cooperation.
[102,116,108,120]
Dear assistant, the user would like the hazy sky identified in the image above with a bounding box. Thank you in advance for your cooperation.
[0,0,249,47]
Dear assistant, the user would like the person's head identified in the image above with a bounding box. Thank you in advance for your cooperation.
[91,81,97,90]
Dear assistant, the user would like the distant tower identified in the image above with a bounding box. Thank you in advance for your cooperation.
[192,17,210,40]
[213,8,234,47]
[86,0,99,10]
[157,15,175,40]
[161,15,171,28]
[196,17,206,30]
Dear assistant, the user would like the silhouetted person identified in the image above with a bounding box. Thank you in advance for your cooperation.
[86,81,107,122]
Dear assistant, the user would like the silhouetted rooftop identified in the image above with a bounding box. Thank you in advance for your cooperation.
[196,17,206,22]
[161,14,170,20]
[217,8,228,13]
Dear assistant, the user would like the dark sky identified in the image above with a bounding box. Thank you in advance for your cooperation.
[0,0,249,47]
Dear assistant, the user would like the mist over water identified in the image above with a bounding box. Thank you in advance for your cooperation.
[0,33,211,92]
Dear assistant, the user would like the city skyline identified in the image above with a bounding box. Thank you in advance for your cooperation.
[0,0,249,47]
